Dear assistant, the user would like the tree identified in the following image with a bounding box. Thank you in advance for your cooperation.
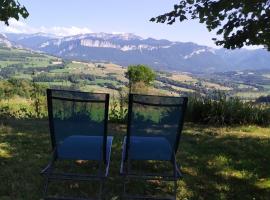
[0,0,29,25]
[125,65,156,92]
[150,0,270,50]
[256,95,270,103]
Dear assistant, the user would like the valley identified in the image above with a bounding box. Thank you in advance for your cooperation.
[0,45,269,100]
[5,32,270,73]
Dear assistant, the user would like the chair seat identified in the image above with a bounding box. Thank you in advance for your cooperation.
[126,136,173,161]
[57,135,113,161]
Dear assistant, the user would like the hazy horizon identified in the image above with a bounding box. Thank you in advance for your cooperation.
[0,1,264,50]
[0,0,220,48]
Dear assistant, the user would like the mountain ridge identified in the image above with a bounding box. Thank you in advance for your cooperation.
[3,32,270,73]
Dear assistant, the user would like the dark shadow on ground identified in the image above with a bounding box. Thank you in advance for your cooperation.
[0,119,269,199]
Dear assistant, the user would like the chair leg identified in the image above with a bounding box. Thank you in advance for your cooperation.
[43,177,50,198]
[121,158,130,199]
[99,179,104,200]
[42,159,55,199]
[174,179,177,200]
[122,175,126,200]
[122,167,132,200]
[121,160,180,199]
[42,159,107,200]
[97,160,103,200]
[172,154,179,200]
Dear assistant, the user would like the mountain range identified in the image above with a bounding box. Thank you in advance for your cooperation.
[2,32,270,73]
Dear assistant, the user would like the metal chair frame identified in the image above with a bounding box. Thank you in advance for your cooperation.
[41,89,112,200]
[120,93,188,200]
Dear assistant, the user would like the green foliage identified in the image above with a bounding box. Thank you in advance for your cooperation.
[0,104,33,119]
[256,95,270,103]
[0,0,29,25]
[186,93,270,126]
[1,78,270,126]
[151,0,270,50]
[30,81,46,119]
[0,79,47,119]
[126,65,156,90]
[109,89,128,123]
[0,78,33,99]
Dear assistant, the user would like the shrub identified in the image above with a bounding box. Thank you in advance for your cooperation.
[0,103,34,119]
[186,93,270,126]
[126,65,156,93]
[256,95,270,103]
[109,89,128,123]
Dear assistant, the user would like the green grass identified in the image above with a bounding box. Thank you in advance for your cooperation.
[235,92,270,99]
[50,68,71,73]
[0,47,56,68]
[94,79,118,85]
[0,120,269,199]
[0,58,53,68]
[38,81,72,87]
[1,45,269,100]
[12,74,33,79]
[261,84,270,91]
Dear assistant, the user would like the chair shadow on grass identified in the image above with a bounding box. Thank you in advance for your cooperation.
[0,119,269,199]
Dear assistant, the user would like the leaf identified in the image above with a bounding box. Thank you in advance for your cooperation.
[180,15,187,21]
[150,0,270,50]
[150,17,156,22]
[0,0,29,26]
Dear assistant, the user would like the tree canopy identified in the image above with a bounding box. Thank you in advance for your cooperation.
[126,65,156,91]
[151,0,270,50]
[0,0,29,25]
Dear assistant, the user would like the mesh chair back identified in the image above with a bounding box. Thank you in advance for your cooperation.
[126,94,188,160]
[47,89,109,161]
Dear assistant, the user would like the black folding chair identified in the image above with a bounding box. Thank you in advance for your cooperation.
[120,94,188,200]
[41,89,113,200]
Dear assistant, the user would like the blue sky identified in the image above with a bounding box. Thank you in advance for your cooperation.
[0,0,218,47]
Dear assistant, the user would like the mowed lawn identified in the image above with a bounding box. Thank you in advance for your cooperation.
[0,119,269,200]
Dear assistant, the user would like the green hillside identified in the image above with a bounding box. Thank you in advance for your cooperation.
[0,46,269,100]
[0,46,58,68]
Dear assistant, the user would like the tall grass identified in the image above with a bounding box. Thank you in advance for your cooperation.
[0,80,269,126]
[0,96,47,119]
[186,93,270,126]
[109,89,128,123]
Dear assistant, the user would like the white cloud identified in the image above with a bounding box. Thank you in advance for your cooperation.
[111,31,126,35]
[0,19,93,36]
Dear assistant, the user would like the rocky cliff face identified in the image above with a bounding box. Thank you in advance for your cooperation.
[0,33,12,47]
[4,32,270,73]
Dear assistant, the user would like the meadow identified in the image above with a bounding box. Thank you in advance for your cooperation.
[0,119,269,199]
[2,46,270,100]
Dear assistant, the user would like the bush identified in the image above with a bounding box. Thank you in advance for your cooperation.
[0,104,35,119]
[0,79,47,119]
[109,89,128,123]
[256,95,270,103]
[126,65,156,92]
[1,78,269,126]
[186,93,270,126]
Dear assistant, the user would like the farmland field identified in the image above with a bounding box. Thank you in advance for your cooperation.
[0,46,270,100]
[0,47,58,68]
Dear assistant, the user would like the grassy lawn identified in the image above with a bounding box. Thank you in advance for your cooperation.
[0,120,269,199]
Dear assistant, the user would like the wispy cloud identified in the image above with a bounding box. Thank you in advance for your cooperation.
[0,19,93,36]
